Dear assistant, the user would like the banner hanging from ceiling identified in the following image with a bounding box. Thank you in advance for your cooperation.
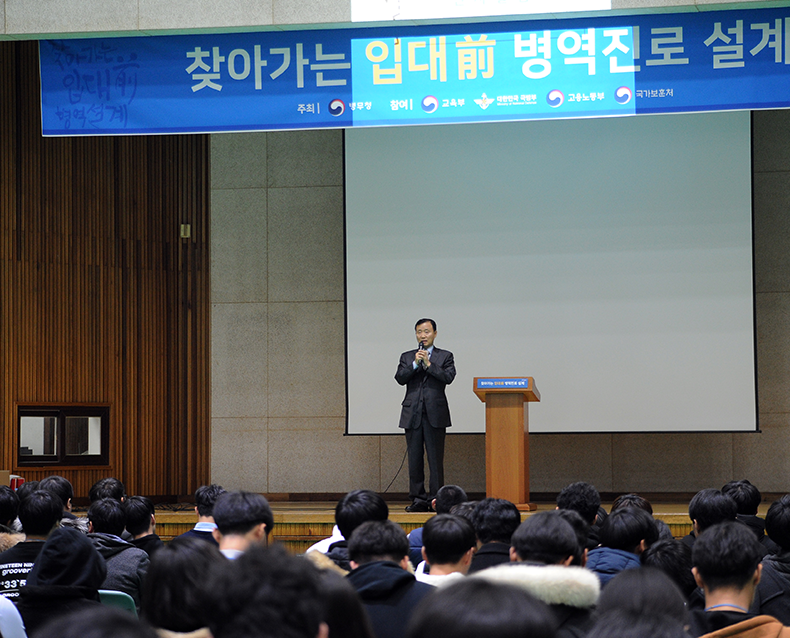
[39,5,790,135]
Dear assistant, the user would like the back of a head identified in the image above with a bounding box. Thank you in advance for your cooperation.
[348,520,409,565]
[335,490,388,540]
[688,489,737,532]
[434,485,468,514]
[554,509,590,565]
[19,490,63,536]
[586,609,689,638]
[141,535,225,633]
[721,480,761,516]
[213,491,274,536]
[406,578,556,638]
[89,477,126,503]
[28,526,107,588]
[449,502,477,523]
[422,514,476,565]
[557,482,601,525]
[38,475,74,509]
[598,567,688,626]
[318,569,375,638]
[471,498,521,545]
[88,497,126,537]
[195,484,226,517]
[207,544,324,638]
[693,520,762,591]
[15,480,39,503]
[599,507,658,553]
[641,538,697,599]
[766,494,790,551]
[610,493,653,515]
[124,495,155,537]
[0,486,20,526]
[511,510,579,565]
[36,605,158,638]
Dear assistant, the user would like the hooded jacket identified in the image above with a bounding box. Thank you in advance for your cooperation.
[585,547,641,587]
[88,532,150,608]
[751,551,790,624]
[16,526,106,635]
[473,563,600,638]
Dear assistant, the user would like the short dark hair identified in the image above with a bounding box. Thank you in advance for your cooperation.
[688,489,738,532]
[422,514,476,565]
[557,482,601,524]
[195,484,226,517]
[0,486,20,526]
[692,520,761,591]
[641,539,697,599]
[15,480,39,502]
[18,490,62,536]
[553,509,590,565]
[406,578,556,638]
[415,318,436,331]
[318,569,376,638]
[124,495,155,536]
[721,480,761,516]
[89,477,126,503]
[471,498,521,545]
[335,489,388,540]
[599,507,658,553]
[348,520,409,565]
[449,502,477,523]
[38,475,74,508]
[38,606,158,638]
[213,491,274,537]
[766,494,790,551]
[141,535,225,632]
[207,545,324,638]
[88,497,127,537]
[598,567,688,625]
[586,610,689,638]
[610,493,653,515]
[434,485,468,514]
[511,511,579,565]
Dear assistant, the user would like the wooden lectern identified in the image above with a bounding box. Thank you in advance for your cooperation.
[473,377,540,511]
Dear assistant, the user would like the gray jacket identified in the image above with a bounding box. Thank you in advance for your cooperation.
[88,533,149,608]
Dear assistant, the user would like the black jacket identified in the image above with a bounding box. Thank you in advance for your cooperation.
[395,347,455,430]
[468,542,511,574]
[751,551,790,624]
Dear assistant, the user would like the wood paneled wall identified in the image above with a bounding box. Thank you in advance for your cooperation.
[0,41,210,499]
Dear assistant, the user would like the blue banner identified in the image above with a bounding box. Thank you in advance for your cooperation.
[39,6,790,135]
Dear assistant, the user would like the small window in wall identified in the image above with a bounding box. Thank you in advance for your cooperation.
[18,406,109,466]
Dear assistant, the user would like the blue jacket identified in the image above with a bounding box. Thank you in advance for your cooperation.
[585,547,640,587]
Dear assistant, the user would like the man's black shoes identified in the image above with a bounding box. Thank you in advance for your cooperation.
[405,501,432,513]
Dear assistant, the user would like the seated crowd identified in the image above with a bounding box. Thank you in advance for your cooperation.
[2,476,790,638]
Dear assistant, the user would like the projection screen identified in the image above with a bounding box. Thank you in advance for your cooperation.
[345,111,756,434]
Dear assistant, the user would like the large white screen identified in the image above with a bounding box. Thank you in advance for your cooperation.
[345,112,756,434]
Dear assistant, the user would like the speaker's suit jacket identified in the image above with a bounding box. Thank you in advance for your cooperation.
[395,347,456,429]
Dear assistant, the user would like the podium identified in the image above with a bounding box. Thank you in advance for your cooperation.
[473,377,540,511]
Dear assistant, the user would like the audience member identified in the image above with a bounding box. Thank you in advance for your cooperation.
[408,485,467,566]
[683,488,738,549]
[206,544,327,638]
[688,520,790,637]
[124,496,164,556]
[318,569,376,638]
[87,497,150,608]
[89,478,126,503]
[0,486,24,552]
[586,609,690,638]
[0,489,62,599]
[557,482,601,550]
[15,526,106,636]
[176,484,226,546]
[751,494,790,623]
[38,475,77,520]
[14,481,39,503]
[467,498,521,573]
[320,490,389,571]
[476,510,599,638]
[416,514,475,587]
[346,520,434,638]
[35,605,158,638]
[406,578,556,638]
[723,479,779,556]
[586,506,658,587]
[140,535,225,636]
[554,508,591,566]
[597,566,688,627]
[212,491,274,559]
[610,493,653,514]
[641,537,700,605]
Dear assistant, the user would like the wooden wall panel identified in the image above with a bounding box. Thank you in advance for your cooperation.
[0,41,210,500]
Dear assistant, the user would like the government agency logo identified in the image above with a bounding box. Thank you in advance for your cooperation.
[474,93,495,110]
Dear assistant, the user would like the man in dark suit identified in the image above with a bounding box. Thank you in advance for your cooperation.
[395,318,456,512]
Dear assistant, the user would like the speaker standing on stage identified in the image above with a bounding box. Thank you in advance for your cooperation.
[396,318,456,513]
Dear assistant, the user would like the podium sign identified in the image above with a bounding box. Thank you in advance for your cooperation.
[473,377,540,511]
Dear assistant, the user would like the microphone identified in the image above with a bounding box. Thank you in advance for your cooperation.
[418,341,427,368]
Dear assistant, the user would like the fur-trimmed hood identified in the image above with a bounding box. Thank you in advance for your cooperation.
[472,563,600,609]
